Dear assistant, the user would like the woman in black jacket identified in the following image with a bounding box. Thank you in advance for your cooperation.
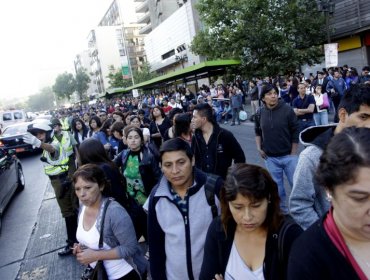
[114,126,162,239]
[200,163,302,280]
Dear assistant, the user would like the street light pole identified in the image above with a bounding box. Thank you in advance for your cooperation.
[317,0,335,43]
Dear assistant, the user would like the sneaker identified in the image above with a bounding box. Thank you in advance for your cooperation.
[223,121,228,124]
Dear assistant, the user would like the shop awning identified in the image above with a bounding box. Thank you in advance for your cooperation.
[106,59,240,95]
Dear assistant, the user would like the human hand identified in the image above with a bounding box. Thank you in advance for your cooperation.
[23,132,41,148]
[76,248,98,265]
[213,274,224,280]
[258,148,267,159]
[72,243,83,255]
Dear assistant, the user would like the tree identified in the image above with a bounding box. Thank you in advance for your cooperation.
[107,65,133,88]
[191,0,327,77]
[52,72,76,100]
[26,87,55,111]
[133,62,159,84]
[75,69,91,101]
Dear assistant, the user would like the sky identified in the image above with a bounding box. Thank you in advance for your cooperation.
[0,0,113,102]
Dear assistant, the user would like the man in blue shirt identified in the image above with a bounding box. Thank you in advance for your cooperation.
[293,83,316,133]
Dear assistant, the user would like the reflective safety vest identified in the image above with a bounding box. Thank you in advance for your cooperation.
[42,140,69,176]
[53,131,74,157]
[62,117,70,131]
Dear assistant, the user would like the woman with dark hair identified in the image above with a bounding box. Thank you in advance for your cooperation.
[149,106,171,150]
[109,121,126,159]
[114,126,162,239]
[163,108,183,141]
[173,113,192,144]
[88,115,102,138]
[288,127,370,280]
[72,164,147,279]
[200,163,302,280]
[94,118,114,152]
[130,115,150,144]
[71,118,89,146]
[78,138,128,209]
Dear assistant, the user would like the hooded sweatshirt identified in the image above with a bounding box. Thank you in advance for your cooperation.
[255,100,299,157]
[289,124,336,230]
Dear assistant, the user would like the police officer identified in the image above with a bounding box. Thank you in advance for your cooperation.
[23,122,78,256]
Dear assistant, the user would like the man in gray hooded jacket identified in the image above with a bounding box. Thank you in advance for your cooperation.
[289,83,370,229]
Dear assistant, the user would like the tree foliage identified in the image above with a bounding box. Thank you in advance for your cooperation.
[107,63,159,88]
[52,72,76,100]
[75,69,91,101]
[26,87,55,111]
[132,62,159,84]
[191,0,327,77]
[107,65,133,88]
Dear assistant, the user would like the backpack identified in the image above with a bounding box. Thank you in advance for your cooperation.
[204,173,221,219]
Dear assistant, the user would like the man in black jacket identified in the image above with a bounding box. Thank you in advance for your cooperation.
[191,103,245,179]
[255,83,299,213]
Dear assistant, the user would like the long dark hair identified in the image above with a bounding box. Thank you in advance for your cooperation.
[221,163,282,234]
[174,113,191,137]
[78,138,114,167]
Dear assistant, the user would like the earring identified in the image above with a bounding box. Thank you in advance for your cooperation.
[326,193,333,202]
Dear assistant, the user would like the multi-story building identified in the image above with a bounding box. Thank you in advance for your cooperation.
[87,26,123,94]
[135,0,179,35]
[329,0,370,69]
[74,50,98,99]
[143,1,204,74]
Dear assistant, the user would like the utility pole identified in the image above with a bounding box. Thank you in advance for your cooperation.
[317,0,335,43]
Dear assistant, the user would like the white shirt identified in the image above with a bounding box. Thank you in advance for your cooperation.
[225,242,264,280]
[76,206,133,280]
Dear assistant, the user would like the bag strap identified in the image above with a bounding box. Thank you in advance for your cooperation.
[278,219,295,264]
[99,198,112,249]
[204,174,219,219]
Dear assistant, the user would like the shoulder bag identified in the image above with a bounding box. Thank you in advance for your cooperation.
[81,199,112,280]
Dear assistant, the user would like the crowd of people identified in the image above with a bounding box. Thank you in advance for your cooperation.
[21,65,370,280]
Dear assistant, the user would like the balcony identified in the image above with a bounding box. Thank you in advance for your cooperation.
[139,23,152,34]
[137,11,151,24]
[135,0,149,13]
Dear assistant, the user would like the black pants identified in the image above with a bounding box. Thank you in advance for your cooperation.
[116,269,140,280]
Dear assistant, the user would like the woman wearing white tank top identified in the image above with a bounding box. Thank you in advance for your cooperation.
[72,164,146,280]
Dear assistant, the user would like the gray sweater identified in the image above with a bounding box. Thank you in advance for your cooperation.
[79,198,148,276]
[289,125,335,230]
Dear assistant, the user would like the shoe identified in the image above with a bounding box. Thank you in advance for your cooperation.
[237,122,241,125]
[223,121,228,124]
[58,244,73,256]
[230,123,235,126]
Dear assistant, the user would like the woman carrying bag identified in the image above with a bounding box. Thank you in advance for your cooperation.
[72,164,147,280]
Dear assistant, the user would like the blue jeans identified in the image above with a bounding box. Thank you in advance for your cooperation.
[313,111,329,126]
[265,155,298,213]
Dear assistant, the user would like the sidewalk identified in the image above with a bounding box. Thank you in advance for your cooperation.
[16,182,82,280]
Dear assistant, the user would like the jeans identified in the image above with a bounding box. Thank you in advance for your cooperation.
[231,108,240,124]
[265,155,298,213]
[298,119,315,133]
[313,111,329,126]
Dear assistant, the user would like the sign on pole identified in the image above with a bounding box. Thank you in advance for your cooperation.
[324,43,338,68]
[132,89,139,97]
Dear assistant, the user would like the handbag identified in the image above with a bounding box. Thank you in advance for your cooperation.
[319,93,330,110]
[239,110,248,121]
[81,199,112,280]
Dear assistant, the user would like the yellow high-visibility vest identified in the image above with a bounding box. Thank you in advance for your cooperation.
[42,140,69,176]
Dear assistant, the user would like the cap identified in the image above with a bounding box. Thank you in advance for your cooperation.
[27,122,52,134]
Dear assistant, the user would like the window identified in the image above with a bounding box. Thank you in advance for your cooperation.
[3,113,12,121]
[14,112,23,120]
[161,49,175,60]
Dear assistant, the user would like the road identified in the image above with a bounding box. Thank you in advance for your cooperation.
[0,152,49,279]
[0,118,291,279]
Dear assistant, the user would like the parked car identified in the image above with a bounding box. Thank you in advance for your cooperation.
[0,110,27,134]
[0,148,25,232]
